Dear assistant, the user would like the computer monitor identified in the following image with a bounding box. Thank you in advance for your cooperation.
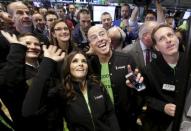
[93,5,116,22]
[183,11,191,19]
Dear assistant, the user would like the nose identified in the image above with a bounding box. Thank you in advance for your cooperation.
[29,43,36,49]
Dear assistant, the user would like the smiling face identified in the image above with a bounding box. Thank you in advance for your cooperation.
[88,26,111,57]
[70,53,88,81]
[19,35,41,59]
[52,21,70,47]
[11,3,32,33]
[154,26,179,57]
[101,13,112,30]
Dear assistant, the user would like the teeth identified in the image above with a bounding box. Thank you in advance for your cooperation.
[98,43,106,48]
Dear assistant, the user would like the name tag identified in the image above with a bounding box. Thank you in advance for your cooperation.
[94,95,103,100]
[162,84,175,91]
[115,65,125,70]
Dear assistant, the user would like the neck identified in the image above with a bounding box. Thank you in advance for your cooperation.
[57,40,69,52]
[25,58,38,67]
[98,50,112,63]
[162,52,179,65]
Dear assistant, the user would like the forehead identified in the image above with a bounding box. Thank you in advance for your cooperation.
[72,53,86,59]
[19,35,39,42]
[55,22,67,27]
[88,26,106,36]
[101,14,111,19]
[46,14,57,19]
[121,6,129,11]
[40,8,47,12]
[13,4,28,12]
[80,13,91,19]
[69,5,75,9]
[155,27,173,37]
[32,14,43,19]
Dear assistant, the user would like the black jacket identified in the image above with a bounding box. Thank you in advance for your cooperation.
[22,57,120,131]
[142,53,184,130]
[0,44,27,131]
[90,51,138,131]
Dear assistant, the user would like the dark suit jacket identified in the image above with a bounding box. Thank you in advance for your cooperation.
[122,40,145,70]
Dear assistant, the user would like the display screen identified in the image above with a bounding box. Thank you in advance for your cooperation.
[93,5,116,22]
[183,11,191,19]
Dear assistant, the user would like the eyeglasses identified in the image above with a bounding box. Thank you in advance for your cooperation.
[54,27,69,32]
[89,31,107,42]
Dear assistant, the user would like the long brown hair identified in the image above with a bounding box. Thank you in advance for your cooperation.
[59,50,99,100]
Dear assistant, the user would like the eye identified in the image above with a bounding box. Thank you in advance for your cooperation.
[16,10,24,15]
[167,33,174,38]
[82,59,87,63]
[159,36,166,42]
[99,31,105,36]
[72,58,78,63]
[26,41,31,45]
[90,35,97,41]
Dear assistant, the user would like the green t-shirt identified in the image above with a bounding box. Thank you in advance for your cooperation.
[101,63,114,104]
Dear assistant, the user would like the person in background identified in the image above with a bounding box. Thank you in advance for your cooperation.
[113,4,139,45]
[44,10,58,40]
[123,21,159,70]
[175,28,186,52]
[39,7,47,17]
[72,8,92,51]
[32,13,50,45]
[107,26,126,52]
[101,12,113,30]
[67,4,78,26]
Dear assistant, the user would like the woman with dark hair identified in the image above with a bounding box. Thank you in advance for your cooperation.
[22,49,120,131]
[50,19,75,54]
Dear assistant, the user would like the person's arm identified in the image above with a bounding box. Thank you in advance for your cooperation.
[156,0,165,23]
[129,6,139,22]
[0,31,27,87]
[22,45,65,117]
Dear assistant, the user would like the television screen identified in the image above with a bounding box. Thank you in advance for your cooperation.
[93,5,116,22]
[183,11,191,19]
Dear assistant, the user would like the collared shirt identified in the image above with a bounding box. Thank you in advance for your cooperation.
[140,40,151,65]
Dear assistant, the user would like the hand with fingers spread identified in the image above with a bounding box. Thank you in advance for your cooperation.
[164,103,176,117]
[125,65,145,91]
[43,45,65,62]
[1,30,26,46]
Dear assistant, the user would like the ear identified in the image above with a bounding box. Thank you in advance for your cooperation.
[52,32,56,38]
[154,45,159,51]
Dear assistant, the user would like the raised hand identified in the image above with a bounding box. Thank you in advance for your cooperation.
[125,65,145,91]
[43,45,65,62]
[1,30,26,46]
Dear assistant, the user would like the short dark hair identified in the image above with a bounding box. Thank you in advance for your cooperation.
[45,10,58,21]
[18,32,40,42]
[101,12,110,16]
[77,8,90,19]
[151,24,172,45]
